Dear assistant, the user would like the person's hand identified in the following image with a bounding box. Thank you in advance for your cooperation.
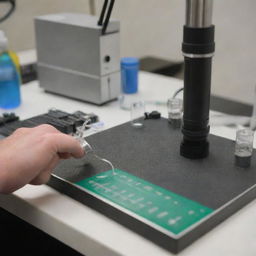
[0,124,84,194]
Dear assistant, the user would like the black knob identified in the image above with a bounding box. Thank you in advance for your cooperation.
[104,56,111,63]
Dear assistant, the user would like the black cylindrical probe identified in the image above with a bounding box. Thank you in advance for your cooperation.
[180,0,215,159]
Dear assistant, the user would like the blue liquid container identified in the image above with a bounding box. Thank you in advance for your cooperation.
[0,52,21,109]
[121,57,139,94]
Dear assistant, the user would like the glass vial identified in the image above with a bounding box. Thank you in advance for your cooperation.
[167,98,183,128]
[235,129,254,168]
[74,133,93,154]
[130,101,145,128]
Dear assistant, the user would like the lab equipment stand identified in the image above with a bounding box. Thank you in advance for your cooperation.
[48,118,256,253]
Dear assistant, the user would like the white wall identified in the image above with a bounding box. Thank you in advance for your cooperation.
[105,0,256,105]
[0,0,90,50]
[1,0,256,104]
[213,0,256,105]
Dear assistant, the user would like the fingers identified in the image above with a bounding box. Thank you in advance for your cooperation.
[58,152,72,159]
[29,171,51,185]
[14,124,59,136]
[34,124,59,133]
[30,132,84,185]
[29,155,60,185]
[30,138,81,186]
[45,133,85,158]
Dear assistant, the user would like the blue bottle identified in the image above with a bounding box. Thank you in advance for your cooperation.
[0,31,21,109]
[121,57,139,94]
[120,57,140,110]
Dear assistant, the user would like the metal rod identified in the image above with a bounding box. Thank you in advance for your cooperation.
[186,0,213,28]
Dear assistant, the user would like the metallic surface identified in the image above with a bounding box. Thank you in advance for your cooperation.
[186,0,213,28]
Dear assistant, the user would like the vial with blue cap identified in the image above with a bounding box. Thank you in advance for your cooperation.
[119,57,140,110]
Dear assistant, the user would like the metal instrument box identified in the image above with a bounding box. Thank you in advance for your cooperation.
[35,13,120,105]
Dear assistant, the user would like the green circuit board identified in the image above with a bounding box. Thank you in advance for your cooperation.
[76,169,213,235]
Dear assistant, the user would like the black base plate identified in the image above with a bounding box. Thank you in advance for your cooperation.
[48,118,256,253]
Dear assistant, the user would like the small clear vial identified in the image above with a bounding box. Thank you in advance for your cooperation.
[75,135,116,175]
[235,129,254,168]
[130,101,145,128]
[167,98,183,128]
[75,135,93,154]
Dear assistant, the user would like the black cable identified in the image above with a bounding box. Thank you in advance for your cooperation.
[172,87,184,99]
[97,0,108,26]
[0,0,16,23]
[101,0,115,35]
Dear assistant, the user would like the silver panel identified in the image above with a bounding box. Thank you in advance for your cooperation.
[38,64,120,105]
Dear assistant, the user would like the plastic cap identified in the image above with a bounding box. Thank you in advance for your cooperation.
[121,57,139,67]
[0,31,8,52]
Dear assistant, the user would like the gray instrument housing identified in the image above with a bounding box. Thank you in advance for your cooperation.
[35,13,121,105]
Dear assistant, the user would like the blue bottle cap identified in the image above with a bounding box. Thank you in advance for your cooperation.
[121,57,139,67]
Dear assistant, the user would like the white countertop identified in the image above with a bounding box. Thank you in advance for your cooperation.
[0,70,256,256]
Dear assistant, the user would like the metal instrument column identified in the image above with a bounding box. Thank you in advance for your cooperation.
[180,0,215,159]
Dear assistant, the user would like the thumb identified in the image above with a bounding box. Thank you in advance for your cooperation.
[47,133,85,158]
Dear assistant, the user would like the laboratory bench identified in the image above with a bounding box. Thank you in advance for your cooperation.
[0,51,256,256]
